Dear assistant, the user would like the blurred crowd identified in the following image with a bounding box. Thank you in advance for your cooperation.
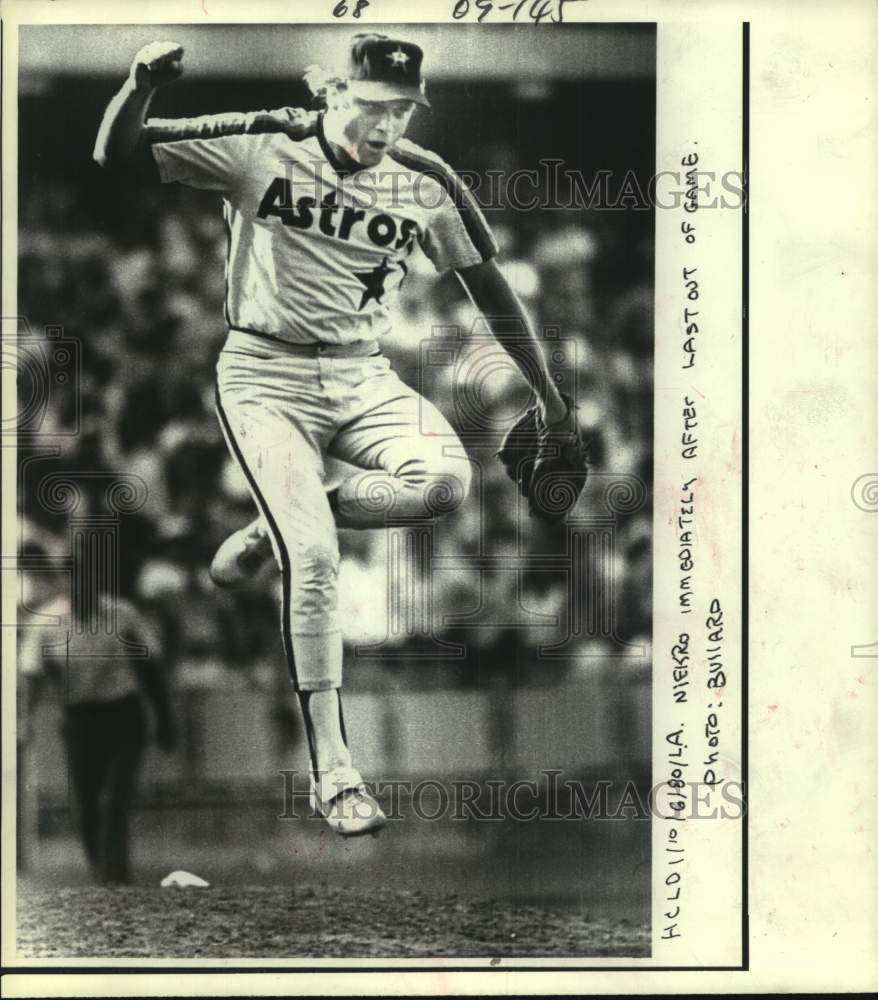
[18,127,653,694]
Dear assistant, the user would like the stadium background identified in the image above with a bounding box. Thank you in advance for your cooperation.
[16,23,655,952]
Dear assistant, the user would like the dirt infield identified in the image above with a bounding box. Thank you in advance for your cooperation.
[17,884,649,959]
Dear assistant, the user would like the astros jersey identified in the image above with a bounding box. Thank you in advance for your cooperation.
[148,108,498,344]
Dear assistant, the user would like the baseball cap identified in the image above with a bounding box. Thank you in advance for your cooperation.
[345,33,430,108]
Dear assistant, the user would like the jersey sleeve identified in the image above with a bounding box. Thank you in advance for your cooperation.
[150,132,252,192]
[393,139,499,273]
[147,107,317,192]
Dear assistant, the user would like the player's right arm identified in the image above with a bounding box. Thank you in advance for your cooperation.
[93,40,185,172]
[94,41,317,183]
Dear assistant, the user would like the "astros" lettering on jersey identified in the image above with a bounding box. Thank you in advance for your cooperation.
[257,178,419,251]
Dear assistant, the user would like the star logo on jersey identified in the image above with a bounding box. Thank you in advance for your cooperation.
[386,47,410,71]
[354,256,394,310]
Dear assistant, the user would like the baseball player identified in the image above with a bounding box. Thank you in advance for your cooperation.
[94,32,587,837]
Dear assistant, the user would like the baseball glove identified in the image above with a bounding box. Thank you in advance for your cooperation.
[496,393,589,522]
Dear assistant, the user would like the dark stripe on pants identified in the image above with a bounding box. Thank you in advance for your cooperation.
[214,389,348,775]
[214,388,299,690]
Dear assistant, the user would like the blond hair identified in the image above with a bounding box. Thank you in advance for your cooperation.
[302,64,348,108]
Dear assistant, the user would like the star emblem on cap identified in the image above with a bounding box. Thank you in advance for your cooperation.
[386,47,410,71]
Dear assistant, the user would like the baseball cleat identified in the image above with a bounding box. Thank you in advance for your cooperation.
[310,765,387,838]
[209,517,274,587]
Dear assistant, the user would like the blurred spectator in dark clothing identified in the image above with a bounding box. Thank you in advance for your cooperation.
[19,563,178,884]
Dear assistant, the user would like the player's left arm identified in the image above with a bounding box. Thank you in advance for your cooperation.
[401,138,571,424]
[456,258,589,521]
[455,258,569,424]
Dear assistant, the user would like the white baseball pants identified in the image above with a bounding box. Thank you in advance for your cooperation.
[215,329,472,692]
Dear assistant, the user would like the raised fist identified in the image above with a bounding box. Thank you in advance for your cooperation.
[130,40,185,92]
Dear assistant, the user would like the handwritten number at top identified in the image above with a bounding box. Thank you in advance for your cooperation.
[332,0,583,24]
[333,0,369,17]
[452,0,582,24]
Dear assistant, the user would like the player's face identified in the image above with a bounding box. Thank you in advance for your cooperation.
[340,97,416,166]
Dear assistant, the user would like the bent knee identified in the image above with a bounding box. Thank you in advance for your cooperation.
[428,462,472,516]
[399,454,472,516]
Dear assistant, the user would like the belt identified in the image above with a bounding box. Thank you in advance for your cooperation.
[228,326,380,358]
